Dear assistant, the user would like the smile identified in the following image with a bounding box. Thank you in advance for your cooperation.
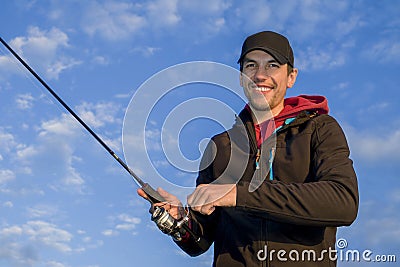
[254,86,273,92]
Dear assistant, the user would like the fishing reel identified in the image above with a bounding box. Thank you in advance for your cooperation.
[151,206,189,241]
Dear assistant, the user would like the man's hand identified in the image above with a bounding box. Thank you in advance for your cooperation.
[137,187,185,220]
[187,184,237,215]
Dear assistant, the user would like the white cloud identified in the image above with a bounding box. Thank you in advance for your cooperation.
[0,217,104,265]
[390,189,400,203]
[11,26,68,52]
[344,125,400,163]
[76,101,120,128]
[103,213,141,237]
[15,93,35,110]
[296,45,346,71]
[0,128,18,154]
[0,225,23,236]
[77,229,86,235]
[114,93,132,99]
[146,0,180,27]
[16,145,39,161]
[179,0,231,14]
[362,39,400,64]
[363,217,400,247]
[117,213,141,225]
[82,1,146,40]
[0,169,15,184]
[80,0,233,41]
[0,52,21,80]
[5,26,81,80]
[22,114,85,193]
[234,0,272,30]
[23,221,73,252]
[27,204,59,219]
[102,229,119,237]
[39,100,121,138]
[234,0,328,35]
[131,46,161,57]
[145,128,162,151]
[38,113,80,137]
[62,165,85,189]
[336,15,364,36]
[45,57,81,79]
[45,261,67,267]
[44,148,87,195]
[11,100,122,194]
[0,220,74,266]
[115,224,135,231]
[3,201,13,208]
[92,55,110,65]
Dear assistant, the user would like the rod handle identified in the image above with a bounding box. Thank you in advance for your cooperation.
[142,183,166,204]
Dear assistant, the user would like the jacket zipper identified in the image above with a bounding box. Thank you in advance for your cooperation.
[250,117,296,267]
[255,148,261,170]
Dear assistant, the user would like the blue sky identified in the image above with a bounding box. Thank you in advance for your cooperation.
[0,1,399,266]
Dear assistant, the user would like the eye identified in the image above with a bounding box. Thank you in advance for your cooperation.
[244,62,257,70]
[267,63,280,69]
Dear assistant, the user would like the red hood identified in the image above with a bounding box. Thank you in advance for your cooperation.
[276,94,329,122]
[247,95,329,147]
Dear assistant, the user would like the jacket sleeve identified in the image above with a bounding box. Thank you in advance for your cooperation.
[174,140,220,256]
[236,115,359,226]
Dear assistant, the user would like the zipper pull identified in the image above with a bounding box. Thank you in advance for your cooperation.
[269,147,276,180]
[255,148,261,170]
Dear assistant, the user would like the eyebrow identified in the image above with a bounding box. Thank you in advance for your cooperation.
[242,57,279,64]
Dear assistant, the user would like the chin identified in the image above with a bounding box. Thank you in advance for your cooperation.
[248,102,271,112]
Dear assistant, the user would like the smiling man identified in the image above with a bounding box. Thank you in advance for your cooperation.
[138,31,359,267]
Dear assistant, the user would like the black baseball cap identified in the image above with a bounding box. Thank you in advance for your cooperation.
[238,31,294,67]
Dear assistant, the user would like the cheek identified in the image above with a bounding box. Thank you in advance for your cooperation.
[277,75,290,89]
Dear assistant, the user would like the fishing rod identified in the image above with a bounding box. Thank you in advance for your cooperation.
[0,37,163,204]
[0,37,207,248]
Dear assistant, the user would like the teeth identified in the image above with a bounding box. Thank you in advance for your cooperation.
[255,87,272,92]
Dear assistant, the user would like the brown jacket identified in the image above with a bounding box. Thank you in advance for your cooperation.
[177,108,359,267]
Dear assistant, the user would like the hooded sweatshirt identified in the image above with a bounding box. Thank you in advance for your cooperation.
[248,95,329,147]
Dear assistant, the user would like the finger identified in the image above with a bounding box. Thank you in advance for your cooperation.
[168,207,180,218]
[157,187,175,202]
[137,188,149,200]
[197,203,215,215]
[188,185,208,208]
[187,192,195,206]
[187,186,202,206]
[187,184,205,204]
[190,205,201,213]
[157,187,182,207]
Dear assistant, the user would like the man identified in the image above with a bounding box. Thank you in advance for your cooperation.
[138,31,358,266]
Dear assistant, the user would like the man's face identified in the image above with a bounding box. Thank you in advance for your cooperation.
[240,50,297,116]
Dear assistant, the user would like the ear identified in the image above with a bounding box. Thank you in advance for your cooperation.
[239,72,244,87]
[287,68,298,88]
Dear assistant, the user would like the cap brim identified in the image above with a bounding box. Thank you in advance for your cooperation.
[237,47,289,66]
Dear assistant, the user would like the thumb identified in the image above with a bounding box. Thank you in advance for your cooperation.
[137,188,148,200]
[157,187,181,206]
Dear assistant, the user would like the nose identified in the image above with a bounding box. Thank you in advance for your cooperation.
[253,66,270,82]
